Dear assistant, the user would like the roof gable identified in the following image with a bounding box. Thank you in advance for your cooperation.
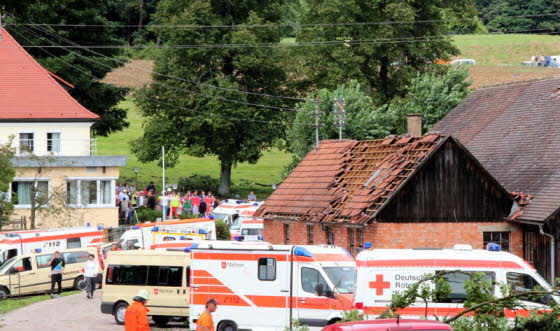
[0,29,98,121]
[257,134,511,224]
[433,78,560,222]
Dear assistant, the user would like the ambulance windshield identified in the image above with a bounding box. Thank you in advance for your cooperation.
[323,266,356,294]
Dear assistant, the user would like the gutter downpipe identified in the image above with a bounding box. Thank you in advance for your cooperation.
[539,224,556,284]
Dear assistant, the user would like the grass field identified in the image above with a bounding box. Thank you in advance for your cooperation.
[96,99,291,197]
[0,291,78,315]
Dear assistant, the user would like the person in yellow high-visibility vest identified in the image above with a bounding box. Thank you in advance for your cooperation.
[170,191,180,219]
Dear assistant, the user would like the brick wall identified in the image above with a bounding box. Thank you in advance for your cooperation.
[264,220,524,257]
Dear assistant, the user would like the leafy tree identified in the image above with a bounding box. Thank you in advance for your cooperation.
[295,0,473,101]
[386,67,472,134]
[107,0,161,45]
[132,0,294,196]
[5,0,129,136]
[215,220,231,241]
[285,80,394,175]
[0,139,16,230]
[476,0,560,33]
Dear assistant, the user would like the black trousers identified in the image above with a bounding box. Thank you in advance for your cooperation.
[51,273,62,295]
[86,276,97,295]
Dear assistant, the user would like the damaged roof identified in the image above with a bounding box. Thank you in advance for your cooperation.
[257,134,453,224]
[433,78,560,222]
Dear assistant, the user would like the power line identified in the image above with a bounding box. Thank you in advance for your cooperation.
[6,12,560,29]
[7,24,299,124]
[2,28,558,50]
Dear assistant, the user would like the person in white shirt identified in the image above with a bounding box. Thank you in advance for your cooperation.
[83,254,98,299]
[160,192,170,221]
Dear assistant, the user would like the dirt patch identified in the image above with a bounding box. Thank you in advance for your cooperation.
[103,60,154,89]
[468,66,560,89]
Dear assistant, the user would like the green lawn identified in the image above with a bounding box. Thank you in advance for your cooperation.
[96,98,292,197]
[453,34,560,65]
[0,291,78,314]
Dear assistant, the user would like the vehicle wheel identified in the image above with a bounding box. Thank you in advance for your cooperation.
[0,286,9,300]
[152,316,171,327]
[218,320,238,331]
[74,276,87,291]
[114,302,129,325]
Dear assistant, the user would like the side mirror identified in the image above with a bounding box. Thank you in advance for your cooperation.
[325,288,334,298]
[315,283,324,296]
[541,294,553,305]
[8,267,17,274]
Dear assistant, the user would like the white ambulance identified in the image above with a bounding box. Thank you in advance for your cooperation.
[354,244,556,319]
[0,225,104,267]
[238,218,264,241]
[117,218,216,249]
[212,200,262,233]
[189,243,356,330]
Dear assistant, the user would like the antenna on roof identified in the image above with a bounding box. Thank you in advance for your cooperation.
[333,97,346,139]
[313,97,321,151]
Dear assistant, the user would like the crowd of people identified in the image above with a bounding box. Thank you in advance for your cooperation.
[115,181,222,223]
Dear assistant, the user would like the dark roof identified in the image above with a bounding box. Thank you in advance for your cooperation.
[433,78,560,222]
[256,134,456,224]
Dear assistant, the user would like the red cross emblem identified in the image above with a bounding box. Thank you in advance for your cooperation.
[369,274,391,296]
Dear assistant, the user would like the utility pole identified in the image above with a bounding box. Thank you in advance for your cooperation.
[0,11,3,41]
[162,146,165,220]
[333,97,346,139]
[314,97,320,151]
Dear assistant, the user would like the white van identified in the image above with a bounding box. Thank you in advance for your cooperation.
[0,247,102,298]
[354,244,555,319]
[101,250,190,326]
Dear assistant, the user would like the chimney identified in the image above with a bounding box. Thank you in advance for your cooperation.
[407,113,423,137]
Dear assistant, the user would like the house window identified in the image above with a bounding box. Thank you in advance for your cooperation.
[47,133,61,153]
[307,224,314,245]
[11,181,48,206]
[67,179,115,206]
[348,228,355,255]
[326,227,334,245]
[357,228,364,251]
[258,258,276,281]
[283,223,290,244]
[19,133,34,153]
[483,231,511,252]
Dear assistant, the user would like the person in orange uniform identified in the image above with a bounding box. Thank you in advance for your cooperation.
[196,299,218,331]
[125,290,150,331]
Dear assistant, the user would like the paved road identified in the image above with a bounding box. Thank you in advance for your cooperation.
[0,291,187,330]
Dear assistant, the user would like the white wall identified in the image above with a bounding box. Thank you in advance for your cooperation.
[0,122,95,156]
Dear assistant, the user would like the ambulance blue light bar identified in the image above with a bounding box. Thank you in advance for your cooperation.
[209,215,215,220]
[132,226,140,229]
[364,242,372,249]
[487,243,501,251]
[294,246,314,258]
[97,225,103,230]
[86,222,91,227]
[258,235,264,241]
[34,248,42,253]
[180,236,187,240]
[151,226,159,232]
[199,229,207,234]
[183,248,191,253]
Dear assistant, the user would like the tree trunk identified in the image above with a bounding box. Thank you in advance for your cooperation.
[218,159,232,197]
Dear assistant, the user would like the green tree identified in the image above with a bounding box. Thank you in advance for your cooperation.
[387,67,472,134]
[0,139,16,230]
[285,81,394,175]
[296,0,472,101]
[132,0,294,196]
[5,0,129,137]
[215,220,231,241]
[476,0,560,33]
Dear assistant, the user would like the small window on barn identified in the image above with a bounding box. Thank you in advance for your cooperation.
[283,223,290,244]
[348,228,355,255]
[356,228,364,252]
[326,227,334,245]
[483,232,510,252]
[307,224,314,245]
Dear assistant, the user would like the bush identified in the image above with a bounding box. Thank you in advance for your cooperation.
[178,175,220,195]
[215,220,230,240]
[134,207,162,223]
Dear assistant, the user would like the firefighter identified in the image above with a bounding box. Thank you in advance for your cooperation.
[124,290,150,331]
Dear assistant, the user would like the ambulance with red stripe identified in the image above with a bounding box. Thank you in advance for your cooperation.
[211,200,263,239]
[117,218,216,249]
[0,225,104,267]
[354,243,556,319]
[190,243,356,330]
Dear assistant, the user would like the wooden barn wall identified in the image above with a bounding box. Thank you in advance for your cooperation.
[378,140,513,223]
[523,230,551,282]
